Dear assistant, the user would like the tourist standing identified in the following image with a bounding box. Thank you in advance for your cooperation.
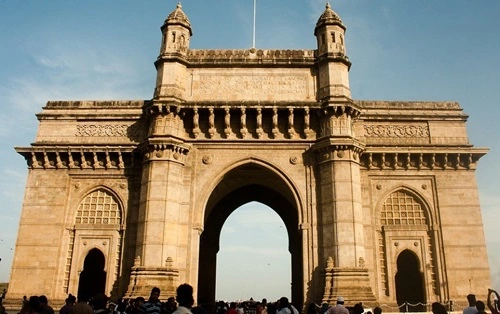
[431,302,447,314]
[463,294,478,314]
[142,288,162,314]
[70,296,94,314]
[172,284,194,314]
[276,297,299,314]
[60,295,77,314]
[326,297,348,314]
[162,297,177,314]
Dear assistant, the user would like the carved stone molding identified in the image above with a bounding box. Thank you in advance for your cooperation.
[15,146,139,170]
[363,125,430,138]
[360,150,486,171]
[76,125,129,137]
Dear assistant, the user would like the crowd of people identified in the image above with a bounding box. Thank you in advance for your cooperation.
[458,290,500,314]
[2,286,500,314]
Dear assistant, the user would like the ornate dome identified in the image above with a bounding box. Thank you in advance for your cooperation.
[315,2,345,33]
[165,2,192,31]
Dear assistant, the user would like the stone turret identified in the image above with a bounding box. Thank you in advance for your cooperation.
[314,2,352,102]
[160,2,192,55]
[153,2,192,101]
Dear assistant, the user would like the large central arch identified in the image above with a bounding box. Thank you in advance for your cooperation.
[198,163,303,307]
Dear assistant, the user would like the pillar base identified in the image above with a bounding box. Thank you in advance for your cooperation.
[323,267,377,307]
[125,266,179,299]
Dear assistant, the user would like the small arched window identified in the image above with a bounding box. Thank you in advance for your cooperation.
[76,189,121,225]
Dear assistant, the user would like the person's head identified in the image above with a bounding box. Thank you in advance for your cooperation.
[476,301,485,312]
[176,284,194,308]
[336,297,345,305]
[93,294,108,311]
[262,299,267,306]
[66,294,76,305]
[307,302,317,314]
[167,297,177,309]
[467,294,477,306]
[29,296,40,312]
[373,306,382,314]
[278,297,290,310]
[149,287,160,303]
[134,297,145,307]
[39,295,48,307]
[353,303,364,314]
[431,302,447,314]
[108,303,117,311]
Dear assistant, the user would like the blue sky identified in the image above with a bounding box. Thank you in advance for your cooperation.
[0,0,499,302]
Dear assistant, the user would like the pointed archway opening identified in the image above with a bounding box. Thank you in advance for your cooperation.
[198,163,302,308]
[78,248,106,301]
[216,202,291,301]
[395,249,425,312]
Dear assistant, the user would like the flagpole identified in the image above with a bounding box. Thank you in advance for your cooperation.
[252,0,256,48]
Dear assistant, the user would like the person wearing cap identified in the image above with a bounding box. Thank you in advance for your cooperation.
[463,294,478,314]
[326,297,349,314]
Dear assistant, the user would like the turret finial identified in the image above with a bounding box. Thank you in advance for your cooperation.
[177,2,182,9]
[326,2,331,9]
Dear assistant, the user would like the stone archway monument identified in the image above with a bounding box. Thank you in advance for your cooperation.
[128,2,376,306]
[8,2,490,310]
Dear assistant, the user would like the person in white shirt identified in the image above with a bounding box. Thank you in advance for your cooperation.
[463,294,478,314]
[276,297,298,314]
[172,284,194,314]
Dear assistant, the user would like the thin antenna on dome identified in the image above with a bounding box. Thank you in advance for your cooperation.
[252,0,256,48]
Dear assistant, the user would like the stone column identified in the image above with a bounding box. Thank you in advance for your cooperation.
[312,106,376,305]
[127,105,189,297]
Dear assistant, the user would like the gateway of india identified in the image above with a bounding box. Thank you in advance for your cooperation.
[7,2,490,311]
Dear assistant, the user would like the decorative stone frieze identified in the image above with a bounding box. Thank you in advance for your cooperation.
[76,125,130,137]
[187,49,316,65]
[363,125,430,138]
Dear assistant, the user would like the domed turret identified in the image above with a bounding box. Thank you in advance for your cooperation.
[159,2,192,56]
[315,2,345,34]
[314,2,347,57]
[165,2,192,32]
[314,2,352,102]
[153,2,192,101]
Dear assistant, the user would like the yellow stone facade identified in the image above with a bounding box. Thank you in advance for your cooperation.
[7,3,490,312]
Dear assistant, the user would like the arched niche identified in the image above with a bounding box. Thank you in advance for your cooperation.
[77,248,107,301]
[395,249,425,312]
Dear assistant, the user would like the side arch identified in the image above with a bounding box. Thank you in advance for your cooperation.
[65,187,125,297]
[375,187,441,307]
